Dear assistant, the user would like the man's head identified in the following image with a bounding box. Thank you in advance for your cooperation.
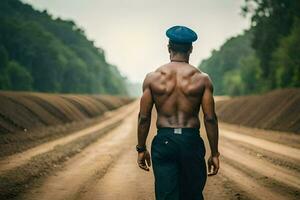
[166,26,198,56]
[168,40,192,55]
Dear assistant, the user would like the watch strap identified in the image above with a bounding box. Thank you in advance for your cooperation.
[136,145,147,152]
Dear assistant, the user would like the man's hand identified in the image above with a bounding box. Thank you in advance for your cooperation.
[207,155,220,176]
[137,150,151,171]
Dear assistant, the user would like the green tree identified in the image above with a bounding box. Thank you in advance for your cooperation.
[242,0,300,88]
[0,46,10,89]
[0,45,9,70]
[239,55,264,93]
[198,30,254,95]
[0,0,128,95]
[5,61,33,90]
[223,70,245,95]
[272,17,300,87]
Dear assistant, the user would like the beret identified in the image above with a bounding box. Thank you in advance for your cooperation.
[166,26,198,44]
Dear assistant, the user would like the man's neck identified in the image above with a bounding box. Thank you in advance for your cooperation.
[170,53,190,63]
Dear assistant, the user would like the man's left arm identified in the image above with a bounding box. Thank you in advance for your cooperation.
[137,73,154,171]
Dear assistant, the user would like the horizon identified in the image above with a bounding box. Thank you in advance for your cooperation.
[22,0,250,83]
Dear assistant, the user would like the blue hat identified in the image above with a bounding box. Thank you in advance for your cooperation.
[166,26,198,44]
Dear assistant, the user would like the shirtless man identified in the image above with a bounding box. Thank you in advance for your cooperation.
[136,26,220,200]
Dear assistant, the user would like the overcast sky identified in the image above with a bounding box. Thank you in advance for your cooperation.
[22,0,250,82]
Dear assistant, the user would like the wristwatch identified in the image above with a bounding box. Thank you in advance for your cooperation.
[136,145,147,153]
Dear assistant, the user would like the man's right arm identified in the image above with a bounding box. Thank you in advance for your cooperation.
[136,73,154,171]
[201,75,220,176]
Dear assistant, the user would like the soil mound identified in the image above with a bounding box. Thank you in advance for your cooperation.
[216,88,300,133]
[0,91,132,134]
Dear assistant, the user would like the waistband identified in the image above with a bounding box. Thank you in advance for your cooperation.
[157,127,199,135]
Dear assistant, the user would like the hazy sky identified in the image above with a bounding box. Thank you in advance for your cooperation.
[23,0,250,82]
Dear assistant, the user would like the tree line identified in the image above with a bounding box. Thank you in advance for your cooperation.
[199,0,300,95]
[0,0,127,95]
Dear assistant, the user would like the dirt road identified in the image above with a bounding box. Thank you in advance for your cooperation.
[2,102,300,200]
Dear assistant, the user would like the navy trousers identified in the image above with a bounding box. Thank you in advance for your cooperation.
[151,128,207,200]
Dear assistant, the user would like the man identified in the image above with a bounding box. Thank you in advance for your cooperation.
[136,26,220,200]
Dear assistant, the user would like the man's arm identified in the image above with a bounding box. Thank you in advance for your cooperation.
[137,73,154,171]
[201,75,220,176]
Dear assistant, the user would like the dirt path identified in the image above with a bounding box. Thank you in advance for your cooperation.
[20,108,139,200]
[220,128,300,161]
[10,103,300,200]
[0,102,137,175]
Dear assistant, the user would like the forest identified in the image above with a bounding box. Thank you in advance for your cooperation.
[199,0,300,95]
[0,0,127,95]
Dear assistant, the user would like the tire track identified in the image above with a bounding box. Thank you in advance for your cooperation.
[0,101,137,174]
[20,109,138,200]
[220,140,300,190]
[3,103,300,200]
[218,128,300,200]
[220,128,300,161]
[221,135,300,173]
[220,161,288,200]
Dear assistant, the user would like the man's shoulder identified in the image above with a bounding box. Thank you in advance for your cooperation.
[143,70,163,90]
[144,71,161,82]
[195,71,213,89]
[145,64,169,79]
[188,67,210,81]
[187,69,213,92]
[144,64,212,84]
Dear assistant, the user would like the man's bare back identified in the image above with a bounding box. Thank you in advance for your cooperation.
[136,25,220,200]
[145,61,210,129]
